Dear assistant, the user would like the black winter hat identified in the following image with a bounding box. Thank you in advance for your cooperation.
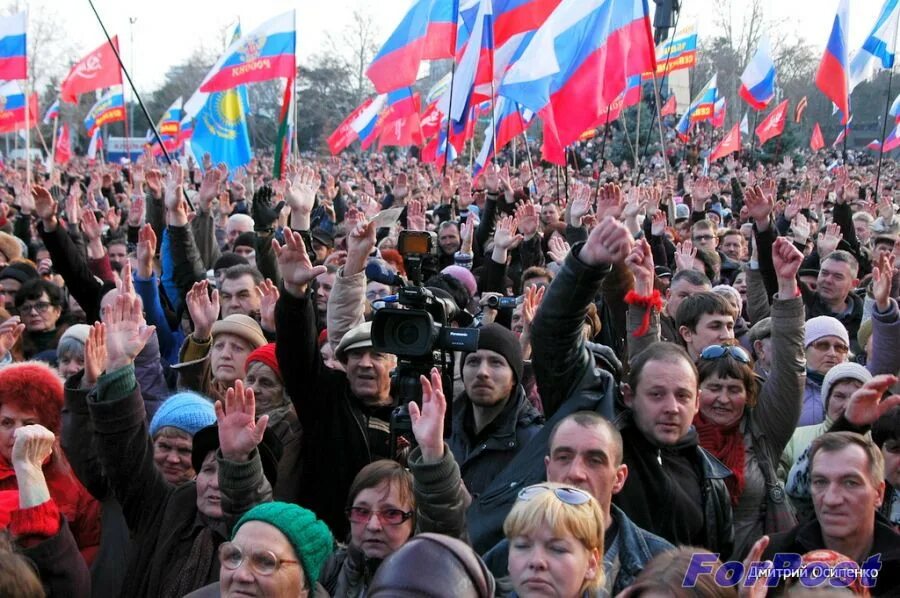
[463,323,523,385]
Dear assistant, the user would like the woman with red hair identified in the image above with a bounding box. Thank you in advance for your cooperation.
[0,361,101,565]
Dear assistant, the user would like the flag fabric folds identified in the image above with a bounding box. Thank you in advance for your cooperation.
[190,87,253,173]
[0,81,37,133]
[675,74,717,140]
[366,0,457,93]
[833,126,848,148]
[499,0,656,152]
[867,139,883,151]
[273,77,295,178]
[883,124,900,151]
[42,99,59,125]
[0,12,27,81]
[441,0,494,121]
[660,94,676,116]
[60,37,123,103]
[739,35,776,110]
[710,123,740,161]
[55,124,72,165]
[377,89,424,148]
[849,0,900,91]
[816,0,850,125]
[351,94,389,150]
[152,97,183,155]
[889,92,900,123]
[199,11,296,93]
[327,97,375,155]
[755,99,789,145]
[83,86,126,137]
[712,97,726,129]
[87,129,102,161]
[740,112,749,135]
[810,123,825,151]
[474,97,533,175]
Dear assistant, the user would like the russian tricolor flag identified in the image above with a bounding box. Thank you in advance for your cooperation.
[739,36,776,110]
[675,74,717,140]
[366,0,457,94]
[474,97,533,176]
[0,81,36,133]
[199,11,296,93]
[498,0,656,150]
[0,12,26,81]
[42,98,59,125]
[816,0,850,125]
[351,94,388,150]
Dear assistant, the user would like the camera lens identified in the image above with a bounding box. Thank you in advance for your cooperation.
[396,320,421,347]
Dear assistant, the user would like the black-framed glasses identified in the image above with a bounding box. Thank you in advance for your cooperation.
[19,301,53,314]
[218,542,299,576]
[346,506,414,526]
[517,485,592,505]
[700,344,751,364]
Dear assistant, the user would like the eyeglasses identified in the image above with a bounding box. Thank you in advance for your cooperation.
[809,339,849,355]
[700,344,751,364]
[218,542,299,576]
[517,485,592,505]
[346,506,414,526]
[19,301,53,314]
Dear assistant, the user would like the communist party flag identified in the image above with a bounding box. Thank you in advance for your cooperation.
[60,37,123,103]
[810,123,825,151]
[710,123,741,161]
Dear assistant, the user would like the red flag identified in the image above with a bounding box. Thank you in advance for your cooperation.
[660,95,676,116]
[810,123,825,151]
[711,98,727,129]
[55,124,71,165]
[0,92,37,133]
[710,123,741,161]
[327,97,374,155]
[420,100,442,140]
[755,99,789,145]
[60,37,123,103]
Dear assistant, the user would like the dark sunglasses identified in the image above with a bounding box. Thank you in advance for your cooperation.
[700,344,751,364]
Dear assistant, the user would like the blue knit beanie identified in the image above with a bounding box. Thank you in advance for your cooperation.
[149,392,216,438]
[234,502,334,586]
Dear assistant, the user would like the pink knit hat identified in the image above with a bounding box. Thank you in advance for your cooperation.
[441,265,477,298]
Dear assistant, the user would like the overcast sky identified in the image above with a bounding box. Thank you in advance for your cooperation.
[32,0,885,95]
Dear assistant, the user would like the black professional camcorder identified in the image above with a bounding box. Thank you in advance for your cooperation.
[369,231,479,455]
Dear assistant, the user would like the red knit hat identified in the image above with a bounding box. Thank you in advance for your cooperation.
[0,362,64,434]
[246,343,281,381]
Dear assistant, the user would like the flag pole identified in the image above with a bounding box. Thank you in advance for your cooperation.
[442,0,461,177]
[86,0,173,164]
[24,83,31,186]
[874,16,900,200]
[49,115,58,180]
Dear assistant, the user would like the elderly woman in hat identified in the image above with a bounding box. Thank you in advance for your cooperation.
[186,502,334,598]
[244,343,302,503]
[0,360,101,565]
[176,280,267,403]
[81,293,278,598]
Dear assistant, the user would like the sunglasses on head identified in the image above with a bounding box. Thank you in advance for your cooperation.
[517,485,592,505]
[700,344,751,364]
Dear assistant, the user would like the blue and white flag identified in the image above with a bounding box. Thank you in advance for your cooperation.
[849,0,900,91]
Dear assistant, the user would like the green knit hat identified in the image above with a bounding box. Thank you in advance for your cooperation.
[233,502,334,586]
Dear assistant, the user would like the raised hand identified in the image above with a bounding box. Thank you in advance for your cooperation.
[744,185,774,229]
[103,293,156,371]
[651,211,667,237]
[136,223,157,278]
[625,239,655,295]
[816,222,843,258]
[460,216,475,255]
[257,278,279,332]
[493,215,523,251]
[515,201,539,239]
[273,229,326,296]
[674,239,698,273]
[66,193,82,226]
[407,199,426,232]
[11,424,56,471]
[215,379,269,463]
[791,213,811,245]
[186,280,220,341]
[81,209,102,242]
[520,285,545,333]
[197,169,222,210]
[772,237,802,298]
[32,185,58,225]
[844,375,900,427]
[408,368,446,464]
[580,216,634,267]
[738,536,772,598]
[285,165,320,218]
[483,163,500,194]
[145,169,163,200]
[163,163,184,211]
[547,233,571,265]
[871,254,895,311]
[393,172,409,200]
[569,184,593,225]
[84,322,107,387]
[594,183,624,221]
[0,316,24,359]
[691,176,712,211]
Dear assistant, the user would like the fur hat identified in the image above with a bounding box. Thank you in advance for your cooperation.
[0,232,22,263]
[0,362,64,434]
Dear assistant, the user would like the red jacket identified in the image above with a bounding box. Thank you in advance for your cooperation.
[0,454,101,565]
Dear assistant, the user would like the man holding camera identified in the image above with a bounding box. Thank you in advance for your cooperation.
[274,210,395,539]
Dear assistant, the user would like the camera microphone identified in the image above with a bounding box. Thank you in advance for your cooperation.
[365,261,405,287]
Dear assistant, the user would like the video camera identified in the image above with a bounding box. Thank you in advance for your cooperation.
[369,231,479,456]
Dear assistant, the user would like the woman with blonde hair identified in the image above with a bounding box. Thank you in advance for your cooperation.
[503,483,605,597]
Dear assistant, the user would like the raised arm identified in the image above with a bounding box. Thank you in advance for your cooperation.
[752,237,807,464]
[625,239,662,360]
[328,217,376,352]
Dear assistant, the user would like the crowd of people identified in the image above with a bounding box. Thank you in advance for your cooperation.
[0,144,899,597]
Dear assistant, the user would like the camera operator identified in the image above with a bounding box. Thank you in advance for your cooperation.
[274,217,395,540]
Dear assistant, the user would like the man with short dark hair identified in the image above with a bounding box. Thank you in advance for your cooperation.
[658,269,712,343]
[482,411,673,595]
[219,264,264,320]
[675,291,737,361]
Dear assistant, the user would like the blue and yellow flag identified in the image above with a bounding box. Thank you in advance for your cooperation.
[190,86,252,173]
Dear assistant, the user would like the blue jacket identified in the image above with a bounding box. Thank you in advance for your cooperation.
[484,504,673,596]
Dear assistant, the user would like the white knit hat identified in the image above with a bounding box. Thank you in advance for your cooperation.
[821,362,871,407]
[804,316,850,348]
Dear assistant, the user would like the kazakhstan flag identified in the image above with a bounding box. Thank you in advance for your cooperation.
[190,85,252,173]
